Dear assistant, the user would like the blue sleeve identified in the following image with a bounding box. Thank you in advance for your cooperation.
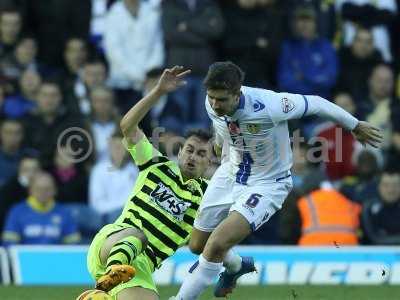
[277,41,313,94]
[303,41,338,89]
[2,205,22,246]
[60,208,81,244]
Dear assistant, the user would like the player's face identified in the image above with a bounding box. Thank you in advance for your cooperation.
[178,136,211,180]
[207,89,240,117]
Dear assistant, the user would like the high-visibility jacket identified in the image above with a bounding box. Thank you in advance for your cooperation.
[297,189,361,246]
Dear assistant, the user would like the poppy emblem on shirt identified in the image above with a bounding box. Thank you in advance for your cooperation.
[247,124,261,134]
[228,122,241,135]
[281,97,295,113]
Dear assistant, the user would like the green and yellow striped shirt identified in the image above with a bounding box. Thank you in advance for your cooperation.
[115,135,207,269]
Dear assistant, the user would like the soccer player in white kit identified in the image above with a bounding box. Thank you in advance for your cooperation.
[173,62,382,300]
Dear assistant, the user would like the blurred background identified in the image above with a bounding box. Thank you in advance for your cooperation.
[0,0,399,297]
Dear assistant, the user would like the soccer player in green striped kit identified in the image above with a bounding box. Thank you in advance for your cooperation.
[85,66,212,300]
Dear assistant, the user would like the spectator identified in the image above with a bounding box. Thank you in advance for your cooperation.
[162,0,224,134]
[20,0,91,68]
[89,86,118,162]
[0,119,25,186]
[337,28,383,99]
[89,131,139,226]
[386,130,400,171]
[360,64,396,148]
[296,183,361,245]
[340,148,382,204]
[362,169,400,244]
[336,0,397,62]
[282,0,337,40]
[23,81,87,168]
[2,69,40,119]
[59,38,89,94]
[2,171,81,245]
[219,0,284,88]
[0,7,22,60]
[67,59,108,116]
[51,146,88,204]
[278,4,338,98]
[1,36,41,82]
[0,153,40,234]
[313,93,358,181]
[104,0,164,113]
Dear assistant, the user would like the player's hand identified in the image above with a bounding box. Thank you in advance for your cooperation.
[351,121,383,148]
[155,66,191,94]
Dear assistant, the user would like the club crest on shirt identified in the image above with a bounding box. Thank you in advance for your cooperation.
[281,97,295,113]
[247,123,261,134]
[228,122,241,135]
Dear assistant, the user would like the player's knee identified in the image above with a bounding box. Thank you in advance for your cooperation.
[204,238,228,258]
[126,228,148,249]
[189,238,205,255]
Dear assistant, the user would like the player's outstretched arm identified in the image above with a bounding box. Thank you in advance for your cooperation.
[119,66,191,144]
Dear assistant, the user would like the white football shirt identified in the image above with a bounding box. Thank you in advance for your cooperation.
[206,86,358,185]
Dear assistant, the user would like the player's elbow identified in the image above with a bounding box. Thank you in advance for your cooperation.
[119,118,136,137]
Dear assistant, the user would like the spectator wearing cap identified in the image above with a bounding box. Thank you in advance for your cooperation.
[361,169,400,244]
[278,4,338,99]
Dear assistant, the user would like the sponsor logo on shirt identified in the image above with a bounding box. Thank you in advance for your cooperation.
[150,183,191,221]
[247,123,261,134]
[253,100,265,112]
[281,97,295,113]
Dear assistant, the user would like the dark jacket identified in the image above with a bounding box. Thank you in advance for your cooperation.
[162,0,225,76]
[218,1,284,87]
[337,47,383,98]
[362,198,400,245]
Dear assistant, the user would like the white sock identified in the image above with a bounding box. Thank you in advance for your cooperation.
[176,254,223,300]
[223,249,242,274]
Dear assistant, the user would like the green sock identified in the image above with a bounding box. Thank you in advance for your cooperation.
[106,236,143,272]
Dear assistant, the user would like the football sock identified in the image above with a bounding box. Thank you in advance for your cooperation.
[223,249,242,274]
[106,236,143,272]
[176,254,222,300]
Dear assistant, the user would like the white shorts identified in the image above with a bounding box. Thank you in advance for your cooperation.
[194,163,293,232]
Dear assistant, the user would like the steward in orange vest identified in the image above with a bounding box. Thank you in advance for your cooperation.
[297,188,361,245]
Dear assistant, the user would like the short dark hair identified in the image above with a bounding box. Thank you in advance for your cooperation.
[185,129,212,144]
[382,167,400,177]
[203,61,245,94]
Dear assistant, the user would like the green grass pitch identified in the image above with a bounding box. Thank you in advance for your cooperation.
[1,285,400,300]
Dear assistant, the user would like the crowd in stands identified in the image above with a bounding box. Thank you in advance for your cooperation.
[0,0,399,246]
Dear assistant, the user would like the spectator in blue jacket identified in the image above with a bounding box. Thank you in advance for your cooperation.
[2,171,81,246]
[277,4,338,98]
